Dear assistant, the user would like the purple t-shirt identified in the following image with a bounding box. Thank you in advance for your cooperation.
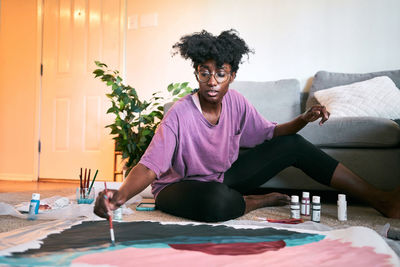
[139,89,277,198]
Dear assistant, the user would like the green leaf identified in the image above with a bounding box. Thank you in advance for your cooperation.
[115,117,122,126]
[178,92,187,97]
[154,111,163,119]
[142,129,151,136]
[180,82,189,88]
[116,76,122,84]
[114,87,122,95]
[141,102,150,110]
[110,128,119,134]
[167,83,174,92]
[172,88,181,96]
[129,88,138,97]
[106,106,118,114]
[93,69,104,77]
[132,106,142,113]
[103,74,115,83]
[94,61,107,68]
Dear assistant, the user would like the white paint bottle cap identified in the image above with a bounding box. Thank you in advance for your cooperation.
[302,192,309,198]
[338,194,346,202]
[312,196,320,203]
[31,193,40,200]
[291,195,299,202]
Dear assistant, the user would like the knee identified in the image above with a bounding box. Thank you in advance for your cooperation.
[198,186,245,222]
[277,134,310,150]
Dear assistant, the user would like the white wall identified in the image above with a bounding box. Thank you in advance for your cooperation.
[126,0,400,100]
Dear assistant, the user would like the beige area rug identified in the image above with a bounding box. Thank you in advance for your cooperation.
[1,189,399,240]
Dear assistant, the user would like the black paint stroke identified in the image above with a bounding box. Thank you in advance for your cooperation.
[12,221,316,256]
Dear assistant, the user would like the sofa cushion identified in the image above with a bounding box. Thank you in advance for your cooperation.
[231,79,301,123]
[306,69,400,109]
[314,76,400,119]
[299,117,400,148]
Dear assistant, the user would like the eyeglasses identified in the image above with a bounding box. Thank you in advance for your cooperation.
[195,70,231,84]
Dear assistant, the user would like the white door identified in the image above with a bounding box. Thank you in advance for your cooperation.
[40,0,125,181]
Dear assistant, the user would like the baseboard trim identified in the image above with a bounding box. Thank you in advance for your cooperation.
[38,178,79,183]
[0,173,37,181]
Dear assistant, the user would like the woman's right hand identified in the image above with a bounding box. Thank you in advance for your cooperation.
[93,189,119,219]
[93,163,157,219]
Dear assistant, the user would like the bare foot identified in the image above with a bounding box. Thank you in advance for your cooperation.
[374,187,400,219]
[244,192,290,214]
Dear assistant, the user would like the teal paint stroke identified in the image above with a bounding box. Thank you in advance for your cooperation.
[117,233,326,246]
[284,234,326,246]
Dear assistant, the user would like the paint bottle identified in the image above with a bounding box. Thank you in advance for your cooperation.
[301,192,310,216]
[290,195,300,219]
[28,193,40,220]
[337,194,347,221]
[311,196,321,223]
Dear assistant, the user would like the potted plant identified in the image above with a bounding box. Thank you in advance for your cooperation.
[93,61,192,174]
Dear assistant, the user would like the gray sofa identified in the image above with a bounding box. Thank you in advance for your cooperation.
[232,70,400,191]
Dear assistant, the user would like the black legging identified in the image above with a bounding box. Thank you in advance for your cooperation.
[155,134,339,222]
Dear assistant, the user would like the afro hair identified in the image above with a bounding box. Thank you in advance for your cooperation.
[172,29,253,73]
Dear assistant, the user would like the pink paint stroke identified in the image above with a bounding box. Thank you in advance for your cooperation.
[72,239,392,267]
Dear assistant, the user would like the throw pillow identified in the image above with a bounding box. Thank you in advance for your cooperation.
[314,76,400,119]
[306,69,400,110]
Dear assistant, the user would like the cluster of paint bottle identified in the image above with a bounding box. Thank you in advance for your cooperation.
[290,192,321,223]
[290,192,348,222]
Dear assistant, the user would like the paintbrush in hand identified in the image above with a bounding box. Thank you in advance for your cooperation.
[104,182,115,246]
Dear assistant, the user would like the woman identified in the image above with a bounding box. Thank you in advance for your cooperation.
[95,29,400,222]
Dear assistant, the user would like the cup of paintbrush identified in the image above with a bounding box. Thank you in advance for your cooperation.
[76,168,95,204]
[76,187,95,204]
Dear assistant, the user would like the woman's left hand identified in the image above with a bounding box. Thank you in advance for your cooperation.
[301,105,330,125]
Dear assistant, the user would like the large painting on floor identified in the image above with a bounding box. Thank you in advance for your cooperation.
[0,221,395,266]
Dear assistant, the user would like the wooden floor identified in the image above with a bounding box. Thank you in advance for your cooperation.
[0,180,77,193]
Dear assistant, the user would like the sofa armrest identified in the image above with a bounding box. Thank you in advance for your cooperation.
[299,117,400,147]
